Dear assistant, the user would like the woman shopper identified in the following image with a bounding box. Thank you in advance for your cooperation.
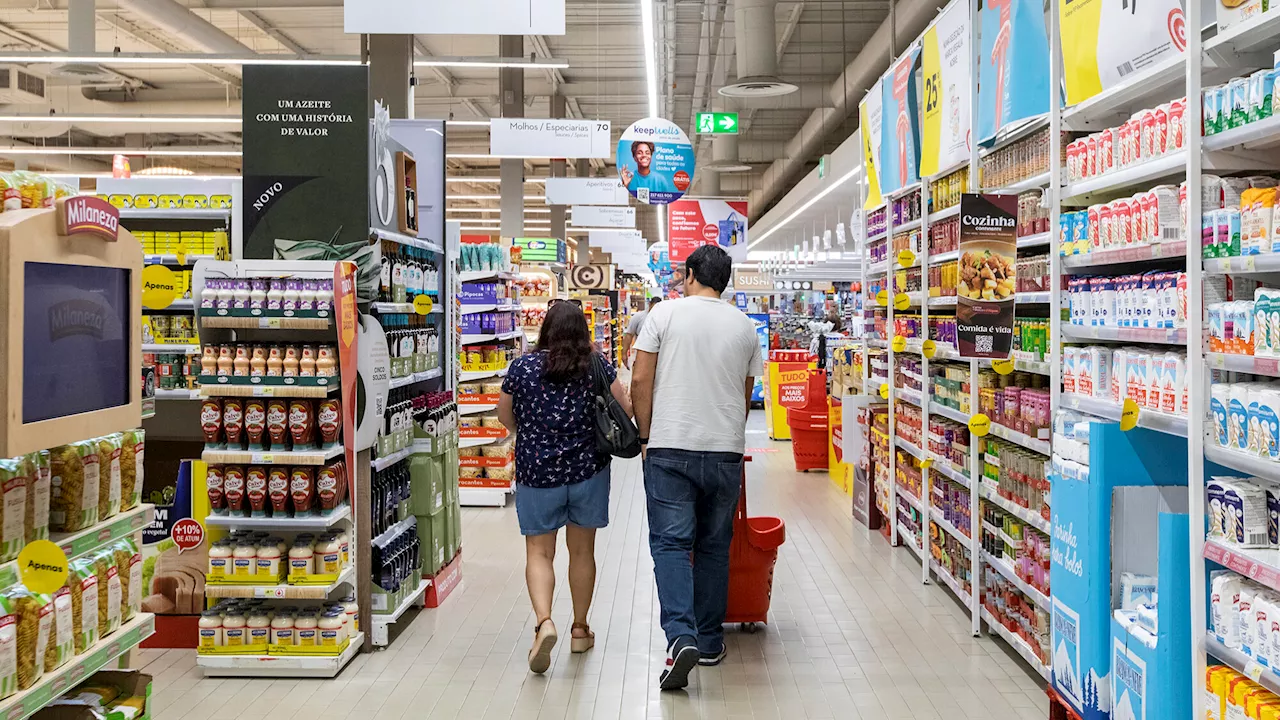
[497,301,632,674]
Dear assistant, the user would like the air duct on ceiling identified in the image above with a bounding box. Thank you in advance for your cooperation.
[109,0,253,55]
[706,134,751,172]
[720,0,796,98]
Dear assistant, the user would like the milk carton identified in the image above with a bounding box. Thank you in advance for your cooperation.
[1062,347,1077,393]
[1212,384,1232,448]
[1230,385,1251,451]
[1161,353,1186,415]
[1211,570,1243,647]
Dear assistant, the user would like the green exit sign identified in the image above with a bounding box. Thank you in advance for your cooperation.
[695,112,739,135]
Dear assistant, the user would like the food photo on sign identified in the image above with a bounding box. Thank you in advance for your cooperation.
[616,118,695,205]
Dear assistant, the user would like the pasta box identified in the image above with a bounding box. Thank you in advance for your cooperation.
[38,670,153,720]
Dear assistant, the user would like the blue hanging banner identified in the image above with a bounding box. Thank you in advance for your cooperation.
[878,44,922,195]
[977,0,1051,145]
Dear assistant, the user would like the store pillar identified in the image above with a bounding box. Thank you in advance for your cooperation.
[499,35,524,238]
[549,93,567,244]
[368,34,413,118]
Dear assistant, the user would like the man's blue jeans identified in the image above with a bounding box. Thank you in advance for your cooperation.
[644,448,742,652]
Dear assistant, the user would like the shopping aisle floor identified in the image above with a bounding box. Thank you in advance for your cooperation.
[144,412,1047,720]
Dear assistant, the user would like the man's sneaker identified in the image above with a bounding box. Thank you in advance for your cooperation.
[698,645,727,666]
[659,635,699,690]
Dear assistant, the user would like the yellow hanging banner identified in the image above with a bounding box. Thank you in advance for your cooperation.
[860,82,884,210]
[918,1,971,178]
[1059,0,1187,106]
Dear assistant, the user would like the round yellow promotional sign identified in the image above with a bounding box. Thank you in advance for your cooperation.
[413,295,434,315]
[968,413,991,437]
[18,540,68,594]
[876,289,889,306]
[892,335,907,353]
[879,383,890,400]
[991,357,1015,376]
[920,457,934,470]
[1120,398,1140,431]
[141,265,179,310]
[893,293,911,311]
[921,340,937,359]
[897,250,916,268]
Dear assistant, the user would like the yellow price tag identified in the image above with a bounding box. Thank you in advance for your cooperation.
[968,413,991,437]
[892,335,907,353]
[18,540,68,594]
[1120,397,1140,431]
[879,384,890,400]
[920,457,934,470]
[413,295,434,315]
[876,289,889,306]
[921,340,937,359]
[991,357,1015,376]
[897,249,916,268]
[141,265,179,310]
[894,293,911,311]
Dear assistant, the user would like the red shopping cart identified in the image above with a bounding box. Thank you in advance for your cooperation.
[723,457,786,631]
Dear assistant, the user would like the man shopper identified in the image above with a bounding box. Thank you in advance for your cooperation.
[622,296,660,369]
[630,245,763,690]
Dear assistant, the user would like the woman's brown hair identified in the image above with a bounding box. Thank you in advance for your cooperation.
[536,301,593,383]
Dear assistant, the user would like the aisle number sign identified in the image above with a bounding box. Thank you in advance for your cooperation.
[920,0,972,177]
[695,112,739,135]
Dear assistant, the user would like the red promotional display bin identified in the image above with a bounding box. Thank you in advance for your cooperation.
[724,459,785,631]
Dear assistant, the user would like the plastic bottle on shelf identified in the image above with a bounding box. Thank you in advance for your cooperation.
[300,345,317,377]
[223,608,247,647]
[233,345,251,376]
[294,611,318,647]
[319,609,345,648]
[270,611,295,646]
[267,278,285,311]
[198,610,223,649]
[283,346,300,377]
[342,595,359,632]
[256,539,282,578]
[288,540,314,580]
[246,610,271,647]
[201,278,220,310]
[283,278,300,311]
[250,346,267,377]
[316,533,342,575]
[299,279,317,311]
[216,278,235,309]
[232,538,257,577]
[249,278,268,311]
[267,347,283,377]
[316,279,333,312]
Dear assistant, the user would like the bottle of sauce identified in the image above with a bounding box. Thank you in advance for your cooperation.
[283,279,300,312]
[300,345,316,377]
[201,345,218,376]
[283,346,300,377]
[316,279,333,312]
[319,609,345,648]
[232,537,257,577]
[207,539,232,579]
[256,538,282,579]
[222,609,247,647]
[217,345,234,376]
[270,612,295,647]
[249,278,268,311]
[216,278,235,310]
[233,345,250,376]
[247,610,271,648]
[294,611,318,648]
[198,610,224,649]
[200,278,220,310]
[299,279,317,311]
[250,346,267,377]
[267,278,285,312]
[288,540,314,581]
[316,346,337,378]
[267,346,284,376]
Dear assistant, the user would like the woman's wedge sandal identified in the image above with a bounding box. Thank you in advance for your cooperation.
[570,622,595,653]
[528,619,558,673]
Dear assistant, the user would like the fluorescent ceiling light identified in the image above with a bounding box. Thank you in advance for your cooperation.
[0,147,240,157]
[44,172,239,180]
[446,177,548,183]
[446,153,556,159]
[565,227,643,234]
[446,120,492,127]
[447,208,556,214]
[747,167,860,249]
[640,0,659,119]
[447,194,546,201]
[0,52,567,71]
[0,114,241,125]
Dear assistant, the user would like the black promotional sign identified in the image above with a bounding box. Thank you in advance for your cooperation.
[242,65,373,298]
[956,193,1017,359]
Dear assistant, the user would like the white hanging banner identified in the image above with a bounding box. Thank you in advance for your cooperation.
[490,119,612,159]
[588,229,644,249]
[571,205,635,229]
[545,178,631,206]
[345,0,565,35]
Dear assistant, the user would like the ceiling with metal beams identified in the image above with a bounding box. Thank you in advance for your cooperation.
[0,0,894,247]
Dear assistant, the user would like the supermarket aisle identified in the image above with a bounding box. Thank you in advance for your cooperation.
[144,412,1047,720]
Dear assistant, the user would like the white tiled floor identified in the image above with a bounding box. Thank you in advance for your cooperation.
[145,413,1047,719]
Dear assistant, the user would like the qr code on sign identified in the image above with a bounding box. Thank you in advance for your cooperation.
[975,336,994,354]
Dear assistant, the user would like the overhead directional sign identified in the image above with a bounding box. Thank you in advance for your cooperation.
[695,112,739,135]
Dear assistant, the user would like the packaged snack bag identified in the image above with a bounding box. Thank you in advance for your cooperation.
[50,441,100,532]
[44,585,72,672]
[112,539,142,622]
[63,558,99,653]
[23,449,50,543]
[0,593,16,699]
[96,434,123,520]
[0,459,26,563]
[3,587,50,690]
[91,549,121,638]
[119,429,144,511]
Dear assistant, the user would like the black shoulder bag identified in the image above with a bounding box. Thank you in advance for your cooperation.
[590,353,642,458]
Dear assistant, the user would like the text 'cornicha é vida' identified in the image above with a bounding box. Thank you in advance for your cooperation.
[255,100,353,137]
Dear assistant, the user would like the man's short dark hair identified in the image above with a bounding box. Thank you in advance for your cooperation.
[649,297,661,308]
[631,141,655,159]
[685,245,732,294]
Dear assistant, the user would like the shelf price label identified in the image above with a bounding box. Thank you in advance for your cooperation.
[876,289,889,306]
[991,357,1015,376]
[413,295,434,315]
[255,587,289,599]
[892,335,908,353]
[897,249,916,268]
[18,540,68,593]
[968,413,991,437]
[1120,398,1140,431]
[921,340,937,359]
[879,383,890,399]
[893,293,911,311]
[259,318,282,329]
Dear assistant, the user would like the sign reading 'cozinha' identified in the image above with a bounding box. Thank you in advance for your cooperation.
[58,196,119,241]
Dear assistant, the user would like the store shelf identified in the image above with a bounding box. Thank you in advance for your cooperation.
[0,504,157,589]
[371,302,443,315]
[202,316,332,330]
[866,259,889,276]
[155,388,201,400]
[1061,52,1184,128]
[1017,232,1052,249]
[1062,151,1186,203]
[459,486,510,506]
[460,303,520,315]
[204,505,351,530]
[459,367,508,382]
[121,208,230,220]
[896,486,924,513]
[1205,254,1280,275]
[928,205,961,224]
[0,613,155,720]
[146,253,216,267]
[896,387,923,408]
[1204,538,1280,594]
[979,484,1051,534]
[388,368,444,389]
[459,270,519,283]
[1205,636,1280,696]
[1015,291,1050,304]
[1205,445,1280,483]
[197,631,364,678]
[151,299,195,312]
[1007,357,1051,376]
[201,383,339,398]
[373,227,443,254]
[1205,12,1280,59]
[202,443,344,465]
[894,436,927,462]
[894,217,923,233]
[1064,240,1186,270]
[1203,114,1280,153]
[143,343,202,354]
[1061,324,1186,345]
[461,330,522,344]
[930,560,973,606]
[982,550,1050,611]
[984,172,1050,194]
[206,564,355,599]
[371,579,431,647]
[1207,352,1280,377]
[988,422,1051,455]
[885,181,921,200]
[459,436,499,449]
[898,524,925,560]
[929,402,968,425]
[930,507,970,542]
[459,403,497,415]
[928,452,971,489]
[1061,392,1188,437]
[928,249,959,265]
[372,446,415,472]
[981,608,1050,680]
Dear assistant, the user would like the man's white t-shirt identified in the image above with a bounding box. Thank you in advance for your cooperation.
[626,309,649,336]
[634,296,764,453]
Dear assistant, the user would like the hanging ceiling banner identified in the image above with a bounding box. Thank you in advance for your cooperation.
[956,193,1018,359]
[878,44,922,195]
[976,0,1051,145]
[545,177,630,206]
[345,0,565,35]
[667,198,748,263]
[920,1,972,178]
[1059,0,1185,105]
[490,119,611,159]
[617,118,695,205]
[859,81,884,209]
[571,205,635,229]
[588,229,644,249]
